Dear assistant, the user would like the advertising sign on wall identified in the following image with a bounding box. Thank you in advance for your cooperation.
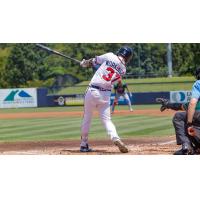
[51,94,84,106]
[170,91,192,103]
[0,88,38,108]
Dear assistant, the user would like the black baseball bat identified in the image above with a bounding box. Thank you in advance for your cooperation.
[36,44,81,64]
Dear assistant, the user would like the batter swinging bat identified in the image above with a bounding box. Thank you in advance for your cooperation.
[36,44,81,64]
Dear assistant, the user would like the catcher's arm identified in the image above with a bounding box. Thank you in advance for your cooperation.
[156,98,187,112]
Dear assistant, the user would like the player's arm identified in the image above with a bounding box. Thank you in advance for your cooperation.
[80,56,103,68]
[187,98,198,136]
[187,98,198,124]
[125,84,132,97]
[187,81,200,136]
[187,82,200,124]
[80,53,111,68]
[187,81,200,125]
[80,58,95,68]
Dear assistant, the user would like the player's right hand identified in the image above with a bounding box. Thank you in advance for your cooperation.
[80,59,88,68]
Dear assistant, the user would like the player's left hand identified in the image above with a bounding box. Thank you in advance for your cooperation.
[129,93,132,97]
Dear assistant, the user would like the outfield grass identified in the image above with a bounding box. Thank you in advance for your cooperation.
[55,76,194,94]
[0,115,173,142]
[77,76,195,85]
[0,104,160,113]
[0,105,173,142]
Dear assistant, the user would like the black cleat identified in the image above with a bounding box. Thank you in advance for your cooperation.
[80,144,93,152]
[173,143,194,155]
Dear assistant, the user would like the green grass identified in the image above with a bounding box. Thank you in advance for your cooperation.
[77,76,195,85]
[0,106,84,113]
[55,76,194,94]
[0,105,173,142]
[0,105,160,113]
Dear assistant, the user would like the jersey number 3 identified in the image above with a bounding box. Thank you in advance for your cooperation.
[102,67,120,82]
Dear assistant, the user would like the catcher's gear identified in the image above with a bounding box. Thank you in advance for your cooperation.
[156,98,187,112]
[173,143,195,155]
[117,46,133,64]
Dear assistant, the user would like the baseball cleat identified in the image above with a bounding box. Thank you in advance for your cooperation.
[80,144,93,152]
[173,148,195,155]
[173,143,194,155]
[114,140,129,153]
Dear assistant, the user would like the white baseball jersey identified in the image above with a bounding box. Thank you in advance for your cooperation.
[90,53,126,90]
[81,52,127,148]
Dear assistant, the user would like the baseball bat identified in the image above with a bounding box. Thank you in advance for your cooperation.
[36,44,81,64]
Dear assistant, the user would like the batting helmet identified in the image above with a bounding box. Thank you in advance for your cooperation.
[117,46,133,64]
[195,67,200,80]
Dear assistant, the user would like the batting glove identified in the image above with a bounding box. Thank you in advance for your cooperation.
[80,59,88,68]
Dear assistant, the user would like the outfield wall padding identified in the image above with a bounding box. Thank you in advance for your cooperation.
[131,92,170,105]
[37,88,170,107]
[37,88,48,107]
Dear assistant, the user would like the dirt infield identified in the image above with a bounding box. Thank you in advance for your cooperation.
[0,109,178,155]
[0,136,177,155]
[0,109,176,119]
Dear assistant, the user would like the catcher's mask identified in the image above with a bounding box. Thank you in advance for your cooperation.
[117,46,133,64]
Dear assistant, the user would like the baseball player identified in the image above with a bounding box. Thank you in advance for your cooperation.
[111,80,133,113]
[79,47,133,153]
[156,68,200,155]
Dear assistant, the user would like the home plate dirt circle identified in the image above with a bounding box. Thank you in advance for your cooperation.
[0,136,177,155]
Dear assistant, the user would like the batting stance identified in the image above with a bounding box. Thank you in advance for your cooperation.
[111,80,133,113]
[157,68,200,155]
[79,47,133,153]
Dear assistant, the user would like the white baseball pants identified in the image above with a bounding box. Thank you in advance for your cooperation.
[81,87,120,147]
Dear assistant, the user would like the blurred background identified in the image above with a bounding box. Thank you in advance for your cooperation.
[0,43,199,95]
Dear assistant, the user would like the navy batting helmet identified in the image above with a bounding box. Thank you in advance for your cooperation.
[117,46,133,64]
[195,67,200,80]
